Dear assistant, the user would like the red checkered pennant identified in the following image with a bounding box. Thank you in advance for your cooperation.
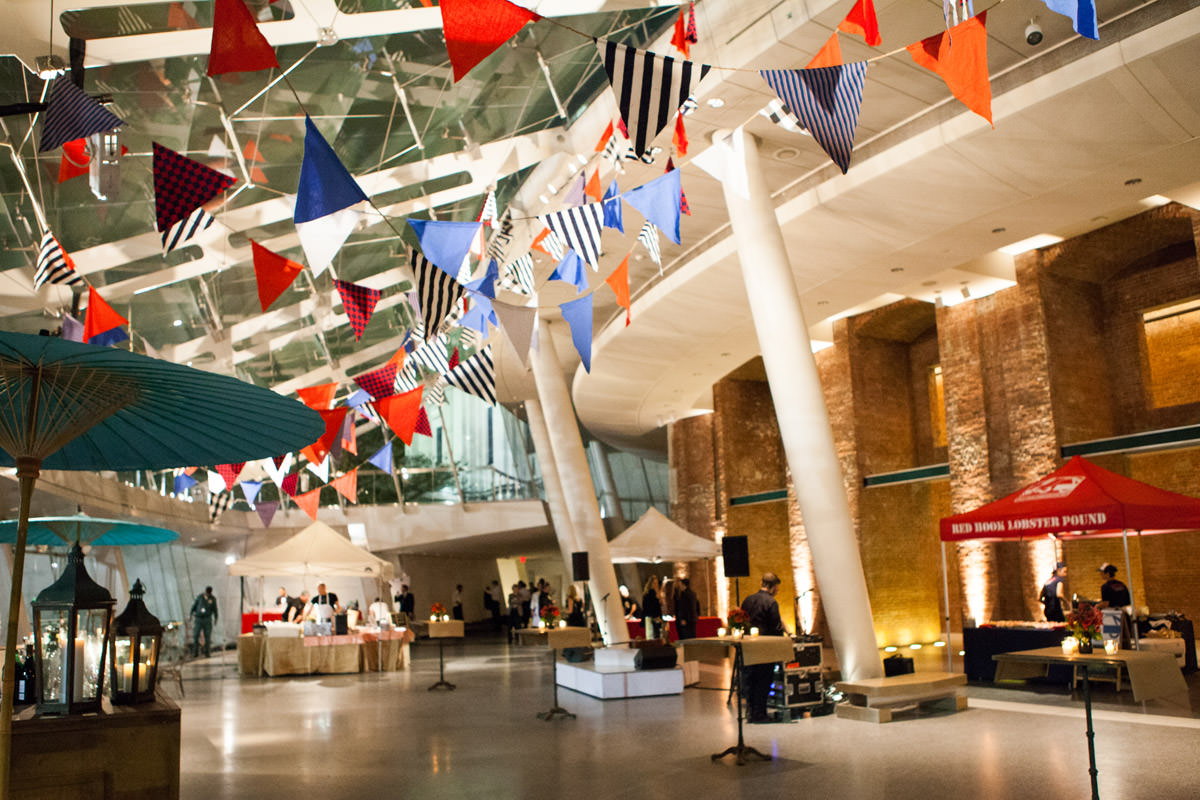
[334,279,382,340]
[215,462,244,490]
[280,472,300,497]
[415,406,432,438]
[353,362,398,400]
[153,142,236,232]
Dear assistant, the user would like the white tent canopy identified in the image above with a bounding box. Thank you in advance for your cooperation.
[607,508,720,563]
[228,521,394,579]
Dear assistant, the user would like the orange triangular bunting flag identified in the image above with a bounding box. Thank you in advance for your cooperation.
[297,382,338,411]
[671,7,690,57]
[243,140,266,162]
[441,0,541,82]
[594,121,614,153]
[807,33,844,68]
[838,0,882,46]
[606,255,632,326]
[673,113,689,156]
[530,228,553,257]
[374,386,425,446]
[907,13,992,125]
[83,287,128,343]
[584,169,603,203]
[168,2,200,29]
[300,444,321,465]
[331,469,358,504]
[251,240,304,312]
[386,347,406,370]
[58,138,90,182]
[208,0,280,76]
[294,487,321,521]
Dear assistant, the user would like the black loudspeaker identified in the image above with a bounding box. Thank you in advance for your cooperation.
[722,535,750,577]
[572,551,590,582]
[634,643,677,670]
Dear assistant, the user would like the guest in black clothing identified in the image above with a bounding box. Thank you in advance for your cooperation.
[741,572,787,723]
[1098,563,1132,608]
[674,578,700,641]
[642,576,663,639]
[396,585,415,622]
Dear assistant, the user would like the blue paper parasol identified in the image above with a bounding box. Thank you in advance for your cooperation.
[0,514,179,547]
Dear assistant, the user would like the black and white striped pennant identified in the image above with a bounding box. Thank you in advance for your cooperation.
[39,79,126,153]
[412,247,464,342]
[594,39,710,159]
[162,207,215,252]
[542,203,604,270]
[637,221,662,268]
[444,346,496,406]
[409,333,453,376]
[209,490,233,523]
[34,232,85,290]
[486,211,513,261]
[499,253,535,296]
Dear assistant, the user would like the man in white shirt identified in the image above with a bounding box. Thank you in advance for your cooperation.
[367,596,391,626]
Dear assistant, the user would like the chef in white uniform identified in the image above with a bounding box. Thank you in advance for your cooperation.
[304,582,341,625]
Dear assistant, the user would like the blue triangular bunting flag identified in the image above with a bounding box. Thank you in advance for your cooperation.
[39,79,126,153]
[560,294,594,373]
[240,480,263,507]
[623,170,682,245]
[294,116,369,275]
[1039,0,1097,39]
[602,180,624,233]
[459,294,496,335]
[173,472,198,494]
[346,389,372,408]
[760,64,868,175]
[550,251,588,294]
[408,219,482,280]
[367,441,393,474]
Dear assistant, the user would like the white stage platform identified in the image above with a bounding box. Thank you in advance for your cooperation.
[555,661,684,699]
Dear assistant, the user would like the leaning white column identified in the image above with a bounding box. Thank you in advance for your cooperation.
[524,398,581,577]
[529,317,629,645]
[722,128,882,681]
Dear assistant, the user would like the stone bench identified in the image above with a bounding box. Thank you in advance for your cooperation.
[834,671,967,723]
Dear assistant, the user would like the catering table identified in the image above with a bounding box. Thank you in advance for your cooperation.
[963,624,1068,681]
[237,629,414,677]
[241,611,283,634]
[624,616,722,641]
[515,626,593,719]
[426,620,465,691]
[994,647,1187,800]
[683,636,794,765]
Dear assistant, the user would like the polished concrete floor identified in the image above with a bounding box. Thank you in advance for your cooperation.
[177,636,1200,800]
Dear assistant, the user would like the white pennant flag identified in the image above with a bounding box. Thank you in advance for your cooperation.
[306,456,330,484]
[263,453,294,489]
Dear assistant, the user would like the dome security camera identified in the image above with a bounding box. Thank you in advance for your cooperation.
[1025,20,1044,46]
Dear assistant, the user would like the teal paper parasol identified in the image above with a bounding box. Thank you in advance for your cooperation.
[0,514,179,547]
[0,331,323,793]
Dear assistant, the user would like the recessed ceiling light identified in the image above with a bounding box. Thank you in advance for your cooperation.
[991,227,1006,234]
[706,98,725,108]
[173,319,182,327]
[1124,178,1142,186]
[921,280,937,287]
[816,300,829,306]
[890,267,904,273]
[774,147,800,160]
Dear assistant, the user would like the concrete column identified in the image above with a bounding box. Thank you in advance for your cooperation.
[524,398,580,576]
[530,318,629,645]
[587,440,641,592]
[722,129,882,681]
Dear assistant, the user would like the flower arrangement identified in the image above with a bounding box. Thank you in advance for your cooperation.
[539,604,560,627]
[727,608,749,633]
[431,602,446,615]
[1067,602,1102,652]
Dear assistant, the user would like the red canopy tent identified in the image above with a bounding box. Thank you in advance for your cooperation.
[940,455,1200,541]
[937,455,1200,662]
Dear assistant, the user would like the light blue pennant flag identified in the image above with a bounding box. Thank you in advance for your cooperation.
[239,480,263,507]
[407,219,482,280]
[560,293,594,373]
[173,472,198,494]
[550,251,588,294]
[622,169,682,245]
[602,180,624,232]
[1039,0,1097,38]
[367,441,394,474]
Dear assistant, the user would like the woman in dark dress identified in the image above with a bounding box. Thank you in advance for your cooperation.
[641,575,663,639]
[566,584,586,627]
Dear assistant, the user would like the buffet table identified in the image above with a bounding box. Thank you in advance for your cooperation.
[237,629,414,677]
[241,611,283,633]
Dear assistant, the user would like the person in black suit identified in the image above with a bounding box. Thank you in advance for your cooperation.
[741,572,787,723]
[674,578,700,641]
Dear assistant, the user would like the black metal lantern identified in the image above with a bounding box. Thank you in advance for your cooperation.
[32,543,114,715]
[109,579,163,705]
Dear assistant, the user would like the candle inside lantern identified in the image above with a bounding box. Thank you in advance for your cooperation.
[749,627,759,636]
[122,662,135,692]
[1061,637,1078,655]
[558,619,567,628]
[717,627,727,637]
[73,637,85,700]
[1104,639,1119,655]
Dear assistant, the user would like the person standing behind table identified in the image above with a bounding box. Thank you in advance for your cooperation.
[566,585,586,627]
[1039,562,1069,622]
[619,585,640,620]
[453,585,464,620]
[275,586,289,609]
[368,596,391,626]
[1097,563,1132,609]
[517,581,532,627]
[741,572,787,723]
[506,585,522,643]
[305,583,341,629]
[642,576,663,639]
[283,592,306,623]
[190,586,219,658]
[397,585,415,623]
[675,578,700,641]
